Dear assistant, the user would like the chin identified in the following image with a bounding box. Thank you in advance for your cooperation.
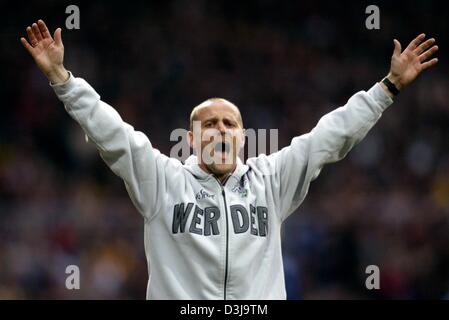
[207,163,235,177]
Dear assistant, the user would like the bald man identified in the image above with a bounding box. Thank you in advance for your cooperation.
[21,20,438,299]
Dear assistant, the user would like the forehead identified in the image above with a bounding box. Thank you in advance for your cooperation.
[195,101,240,122]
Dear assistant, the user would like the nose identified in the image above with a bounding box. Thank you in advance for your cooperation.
[216,121,227,134]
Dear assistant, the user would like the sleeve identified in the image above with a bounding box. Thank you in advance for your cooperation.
[51,72,167,221]
[262,83,393,222]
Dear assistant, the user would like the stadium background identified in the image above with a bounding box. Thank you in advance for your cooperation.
[1,0,449,299]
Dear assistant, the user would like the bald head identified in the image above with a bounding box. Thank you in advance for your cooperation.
[189,98,243,130]
[188,97,245,180]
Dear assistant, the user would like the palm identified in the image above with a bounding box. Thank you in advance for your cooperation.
[389,34,438,88]
[32,37,63,69]
[392,51,422,82]
[21,20,64,75]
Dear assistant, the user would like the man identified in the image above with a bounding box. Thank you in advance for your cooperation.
[21,20,438,299]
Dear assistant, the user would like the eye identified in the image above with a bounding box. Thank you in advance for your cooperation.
[203,122,213,128]
[225,120,237,127]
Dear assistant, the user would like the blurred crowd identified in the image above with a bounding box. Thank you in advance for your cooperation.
[1,0,449,299]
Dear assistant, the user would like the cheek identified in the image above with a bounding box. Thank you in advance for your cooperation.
[232,131,245,148]
[193,130,211,148]
[201,130,214,141]
[194,133,216,155]
[201,128,222,143]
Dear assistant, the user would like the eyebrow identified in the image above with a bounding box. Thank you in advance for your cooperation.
[202,117,217,124]
[202,116,238,124]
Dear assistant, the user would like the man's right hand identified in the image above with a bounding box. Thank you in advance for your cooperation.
[21,20,69,84]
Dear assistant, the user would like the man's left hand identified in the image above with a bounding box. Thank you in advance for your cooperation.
[386,33,439,91]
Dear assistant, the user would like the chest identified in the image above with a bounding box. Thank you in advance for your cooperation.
[163,177,275,238]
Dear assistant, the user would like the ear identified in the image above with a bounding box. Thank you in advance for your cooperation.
[187,130,194,149]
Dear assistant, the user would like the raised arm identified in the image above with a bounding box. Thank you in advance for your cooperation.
[20,20,169,220]
[260,34,439,221]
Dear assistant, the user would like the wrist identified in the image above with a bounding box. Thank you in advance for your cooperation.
[47,65,69,85]
[386,72,403,91]
[379,75,401,99]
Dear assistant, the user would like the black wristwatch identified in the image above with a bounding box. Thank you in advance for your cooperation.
[382,77,400,96]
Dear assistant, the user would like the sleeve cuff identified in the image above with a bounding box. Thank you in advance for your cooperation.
[49,71,76,96]
[367,82,394,111]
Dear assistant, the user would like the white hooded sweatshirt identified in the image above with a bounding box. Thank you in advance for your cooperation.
[51,73,393,299]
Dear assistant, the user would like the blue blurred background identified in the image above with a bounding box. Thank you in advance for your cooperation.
[1,0,449,299]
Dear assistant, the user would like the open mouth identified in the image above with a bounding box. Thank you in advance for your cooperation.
[215,141,231,154]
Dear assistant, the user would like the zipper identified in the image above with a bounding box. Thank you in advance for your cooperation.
[221,187,230,300]
[214,175,231,300]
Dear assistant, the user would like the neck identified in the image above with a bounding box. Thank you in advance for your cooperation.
[214,172,232,183]
[198,163,237,183]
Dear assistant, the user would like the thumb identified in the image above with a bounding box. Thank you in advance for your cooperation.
[393,39,402,57]
[54,28,63,46]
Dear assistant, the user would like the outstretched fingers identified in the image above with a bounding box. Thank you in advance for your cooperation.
[406,33,426,51]
[26,26,38,46]
[31,23,43,41]
[419,45,439,62]
[22,20,62,53]
[415,38,435,55]
[393,39,402,57]
[421,58,438,71]
[38,20,52,39]
[20,37,34,55]
[53,28,62,46]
